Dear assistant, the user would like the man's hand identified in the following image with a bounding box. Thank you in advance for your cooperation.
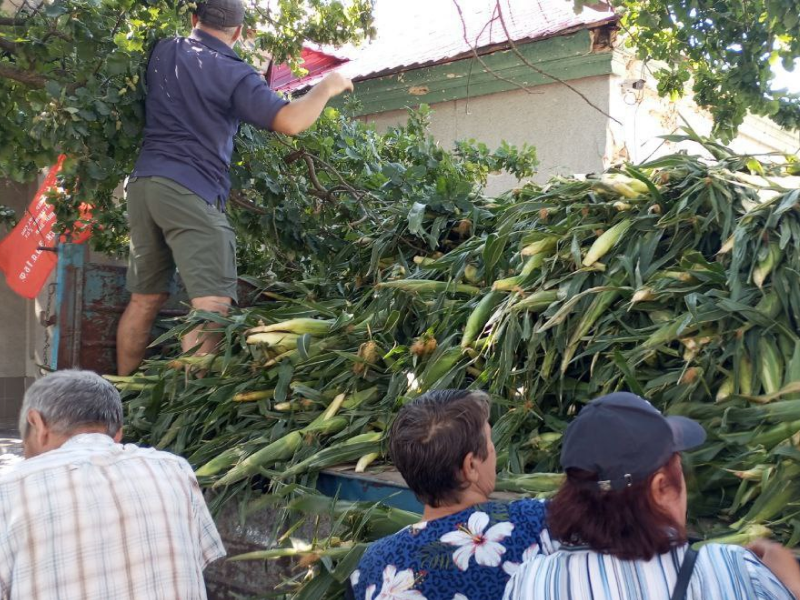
[747,539,800,597]
[271,71,354,136]
[320,72,354,98]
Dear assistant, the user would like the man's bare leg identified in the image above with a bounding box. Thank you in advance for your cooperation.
[117,292,170,375]
[181,295,232,356]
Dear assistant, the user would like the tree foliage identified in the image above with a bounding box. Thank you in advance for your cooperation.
[0,0,373,254]
[594,0,800,140]
[0,0,798,260]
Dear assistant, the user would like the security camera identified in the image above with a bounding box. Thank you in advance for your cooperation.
[621,79,646,91]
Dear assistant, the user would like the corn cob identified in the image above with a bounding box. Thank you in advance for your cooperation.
[413,256,436,266]
[463,264,481,284]
[355,452,381,473]
[582,219,632,267]
[301,415,349,435]
[196,445,249,477]
[753,242,781,289]
[494,473,565,494]
[758,337,783,395]
[246,318,333,336]
[739,355,754,396]
[375,280,480,295]
[594,174,650,198]
[642,315,698,349]
[232,389,275,402]
[418,347,463,392]
[342,386,380,410]
[492,253,548,291]
[716,377,735,402]
[520,236,557,257]
[214,430,303,487]
[462,292,503,348]
[274,399,317,412]
[246,331,299,347]
[277,432,383,479]
[631,288,656,305]
[510,289,559,313]
[695,524,772,548]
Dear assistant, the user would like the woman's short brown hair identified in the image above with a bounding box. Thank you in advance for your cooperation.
[389,389,491,508]
[547,453,686,560]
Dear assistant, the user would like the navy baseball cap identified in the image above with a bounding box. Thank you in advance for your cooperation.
[195,0,245,28]
[560,392,706,491]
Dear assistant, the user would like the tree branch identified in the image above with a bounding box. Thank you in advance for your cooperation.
[228,191,269,215]
[0,62,45,87]
[0,17,27,27]
[0,37,17,54]
[491,1,623,126]
[451,0,543,97]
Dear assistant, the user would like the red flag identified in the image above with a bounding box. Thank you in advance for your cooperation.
[0,156,92,299]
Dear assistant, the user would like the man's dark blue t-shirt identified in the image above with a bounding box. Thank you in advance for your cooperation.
[133,29,288,208]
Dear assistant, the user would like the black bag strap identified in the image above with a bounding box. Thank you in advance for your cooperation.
[670,546,699,600]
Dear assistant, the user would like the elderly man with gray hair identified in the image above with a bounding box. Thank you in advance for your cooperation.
[0,370,225,599]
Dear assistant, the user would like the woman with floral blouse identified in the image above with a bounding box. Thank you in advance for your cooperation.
[347,390,554,600]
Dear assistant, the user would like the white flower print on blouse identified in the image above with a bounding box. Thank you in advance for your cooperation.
[350,569,360,586]
[501,542,541,576]
[410,521,428,533]
[440,511,514,571]
[453,595,469,600]
[364,565,426,600]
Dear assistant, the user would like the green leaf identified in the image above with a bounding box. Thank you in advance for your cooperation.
[45,80,62,98]
[483,233,507,280]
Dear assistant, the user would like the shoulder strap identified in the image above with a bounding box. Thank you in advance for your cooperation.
[670,546,699,600]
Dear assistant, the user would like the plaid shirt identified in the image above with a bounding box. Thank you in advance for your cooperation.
[0,433,226,599]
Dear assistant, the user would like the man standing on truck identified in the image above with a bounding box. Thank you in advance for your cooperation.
[116,0,353,375]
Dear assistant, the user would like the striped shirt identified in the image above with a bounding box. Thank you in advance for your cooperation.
[503,543,796,600]
[0,433,226,600]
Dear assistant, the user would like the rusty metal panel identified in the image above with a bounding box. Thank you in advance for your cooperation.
[54,243,260,374]
[55,244,188,374]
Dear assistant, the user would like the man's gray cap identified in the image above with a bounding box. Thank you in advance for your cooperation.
[194,0,245,28]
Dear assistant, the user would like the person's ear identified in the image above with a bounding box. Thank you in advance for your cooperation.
[113,428,123,444]
[28,410,49,447]
[461,451,480,484]
[231,25,243,44]
[191,14,199,27]
[649,468,679,509]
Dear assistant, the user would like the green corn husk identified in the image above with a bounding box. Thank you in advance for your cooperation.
[758,337,783,395]
[462,291,503,348]
[510,289,559,312]
[582,219,632,266]
[375,280,480,295]
[495,473,565,494]
[196,445,250,477]
[277,432,383,479]
[753,242,781,289]
[214,431,304,487]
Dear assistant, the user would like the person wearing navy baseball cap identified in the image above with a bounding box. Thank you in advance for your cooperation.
[503,392,800,600]
[118,0,354,377]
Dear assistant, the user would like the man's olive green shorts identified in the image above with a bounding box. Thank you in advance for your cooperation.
[125,176,238,303]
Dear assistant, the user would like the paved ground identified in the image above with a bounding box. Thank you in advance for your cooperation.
[0,420,23,474]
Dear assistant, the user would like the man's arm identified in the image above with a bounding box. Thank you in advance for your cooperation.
[271,72,354,136]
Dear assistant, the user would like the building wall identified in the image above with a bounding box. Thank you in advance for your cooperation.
[360,75,612,195]
[0,179,40,419]
[607,53,800,165]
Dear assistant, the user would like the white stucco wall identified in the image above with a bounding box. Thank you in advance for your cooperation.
[607,54,800,165]
[359,55,798,200]
[360,76,612,195]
